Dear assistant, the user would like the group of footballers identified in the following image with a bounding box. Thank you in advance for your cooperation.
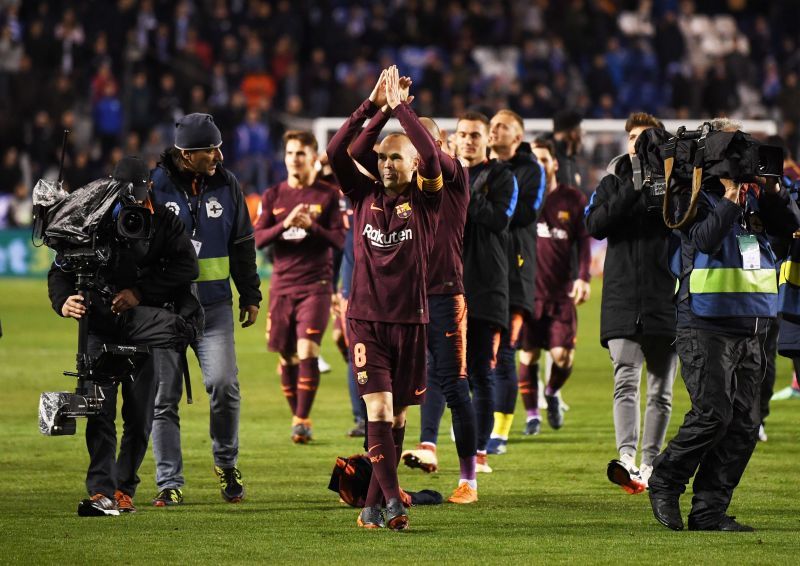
[254,66,593,530]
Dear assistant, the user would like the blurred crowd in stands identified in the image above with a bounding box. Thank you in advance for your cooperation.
[2,0,800,228]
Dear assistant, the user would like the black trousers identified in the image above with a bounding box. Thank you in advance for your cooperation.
[466,318,499,452]
[649,327,765,527]
[84,334,168,498]
[760,317,779,422]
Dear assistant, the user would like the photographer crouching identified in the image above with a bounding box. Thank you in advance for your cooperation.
[47,157,199,516]
[648,118,800,532]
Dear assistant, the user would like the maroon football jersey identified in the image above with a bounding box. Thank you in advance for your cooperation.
[427,158,468,296]
[327,99,444,324]
[254,179,345,296]
[535,184,591,301]
[348,106,468,296]
[345,178,441,323]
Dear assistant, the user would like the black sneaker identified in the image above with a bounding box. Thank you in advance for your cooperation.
[545,395,564,429]
[348,418,366,438]
[385,497,408,531]
[215,465,245,502]
[523,417,541,436]
[77,493,120,517]
[152,488,184,507]
[689,515,754,532]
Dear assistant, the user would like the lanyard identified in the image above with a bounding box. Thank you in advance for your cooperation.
[181,176,206,238]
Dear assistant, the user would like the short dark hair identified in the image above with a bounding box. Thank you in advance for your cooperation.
[283,130,318,152]
[553,109,582,132]
[624,112,660,133]
[457,111,490,128]
[766,134,791,160]
[532,137,557,159]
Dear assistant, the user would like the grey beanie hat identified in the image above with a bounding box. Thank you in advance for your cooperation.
[175,113,223,150]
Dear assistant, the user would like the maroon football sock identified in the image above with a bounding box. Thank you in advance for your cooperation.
[546,363,572,395]
[367,421,401,503]
[280,363,298,415]
[518,361,539,412]
[392,425,405,466]
[295,357,320,419]
[364,472,383,507]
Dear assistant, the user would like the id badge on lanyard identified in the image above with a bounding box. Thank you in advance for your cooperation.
[736,234,760,270]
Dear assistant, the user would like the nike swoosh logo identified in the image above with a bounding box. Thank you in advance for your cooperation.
[415,388,427,396]
[445,330,458,337]
[370,203,383,212]
[305,328,321,334]
[368,444,382,452]
[272,207,286,215]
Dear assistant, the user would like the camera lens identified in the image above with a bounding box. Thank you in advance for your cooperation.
[122,211,143,232]
[116,206,151,240]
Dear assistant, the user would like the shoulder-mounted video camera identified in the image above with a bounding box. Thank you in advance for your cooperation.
[33,176,153,258]
[657,122,783,229]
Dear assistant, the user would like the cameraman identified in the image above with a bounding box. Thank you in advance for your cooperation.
[648,118,800,532]
[48,157,199,516]
[584,113,678,492]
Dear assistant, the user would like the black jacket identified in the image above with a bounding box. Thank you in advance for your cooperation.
[48,203,200,338]
[463,159,517,329]
[585,155,676,346]
[505,143,545,315]
[555,139,581,189]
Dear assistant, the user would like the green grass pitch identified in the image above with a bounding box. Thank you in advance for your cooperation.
[0,278,799,564]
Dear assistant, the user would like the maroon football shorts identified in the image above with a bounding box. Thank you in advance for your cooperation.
[267,292,331,354]
[520,299,577,351]
[347,318,428,407]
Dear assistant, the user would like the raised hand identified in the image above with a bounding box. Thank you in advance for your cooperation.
[385,65,402,109]
[369,69,388,109]
[399,75,414,105]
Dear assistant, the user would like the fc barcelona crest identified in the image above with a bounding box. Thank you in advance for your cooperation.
[357,371,369,385]
[395,202,412,219]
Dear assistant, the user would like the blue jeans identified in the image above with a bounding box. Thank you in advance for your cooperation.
[152,300,241,490]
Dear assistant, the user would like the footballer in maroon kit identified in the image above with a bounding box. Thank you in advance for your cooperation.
[518,138,591,434]
[254,130,345,443]
[348,102,477,504]
[327,67,443,530]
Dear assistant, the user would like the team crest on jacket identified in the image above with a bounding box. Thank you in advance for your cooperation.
[206,196,224,218]
[308,203,323,218]
[165,201,181,216]
[558,210,570,222]
[395,202,412,219]
[357,371,368,385]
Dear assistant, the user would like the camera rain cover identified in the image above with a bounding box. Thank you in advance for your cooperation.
[44,179,125,246]
[32,178,69,207]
